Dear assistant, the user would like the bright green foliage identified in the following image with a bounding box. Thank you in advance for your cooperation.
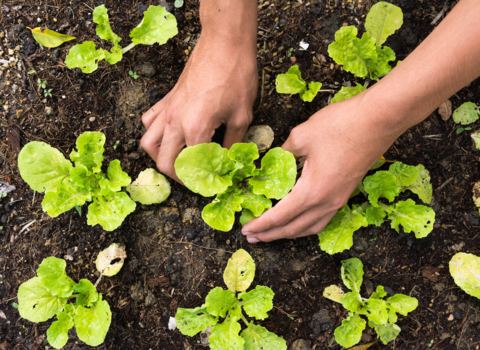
[452,102,480,125]
[275,65,323,102]
[471,130,480,150]
[17,257,115,348]
[175,249,286,350]
[365,2,403,46]
[175,143,296,231]
[318,161,435,254]
[18,132,168,231]
[66,5,177,73]
[325,258,418,347]
[449,253,480,299]
[331,83,366,104]
[368,46,396,79]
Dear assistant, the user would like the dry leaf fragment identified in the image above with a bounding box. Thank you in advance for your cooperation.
[95,243,127,277]
[438,99,452,121]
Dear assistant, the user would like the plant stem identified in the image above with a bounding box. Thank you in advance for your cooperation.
[240,314,250,327]
[121,43,136,54]
[94,274,103,288]
[319,89,337,93]
[68,294,79,299]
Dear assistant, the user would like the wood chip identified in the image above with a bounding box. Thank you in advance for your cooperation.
[422,265,440,282]
[7,128,20,153]
[438,99,452,121]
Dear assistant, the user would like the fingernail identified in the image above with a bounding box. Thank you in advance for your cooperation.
[247,237,260,243]
[242,231,253,236]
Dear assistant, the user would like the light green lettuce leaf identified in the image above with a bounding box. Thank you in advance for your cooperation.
[37,257,77,298]
[318,205,368,255]
[388,199,435,238]
[175,305,218,336]
[371,285,387,299]
[205,287,238,318]
[449,252,480,299]
[223,249,255,293]
[341,291,362,313]
[126,168,171,205]
[210,319,245,350]
[241,323,287,350]
[74,295,111,347]
[471,130,480,150]
[228,143,259,165]
[452,102,480,125]
[232,163,256,184]
[42,180,91,218]
[365,206,386,226]
[237,185,272,217]
[323,285,346,304]
[18,277,67,323]
[70,132,106,173]
[74,279,99,307]
[130,6,178,46]
[365,1,403,46]
[341,258,364,292]
[69,166,97,192]
[47,310,74,349]
[368,45,395,80]
[86,192,136,231]
[331,83,366,104]
[240,209,256,226]
[334,313,366,348]
[403,164,432,204]
[249,147,296,200]
[175,143,236,197]
[372,322,401,345]
[275,65,306,95]
[65,41,106,73]
[299,82,322,102]
[328,26,377,78]
[371,157,386,170]
[389,162,419,187]
[363,171,401,206]
[228,304,243,322]
[359,298,388,324]
[202,188,243,232]
[387,307,398,324]
[386,294,418,316]
[239,285,274,320]
[104,160,131,191]
[93,5,122,65]
[18,141,72,193]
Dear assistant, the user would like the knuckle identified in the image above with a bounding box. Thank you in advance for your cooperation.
[156,160,173,175]
[288,127,303,150]
[140,135,155,151]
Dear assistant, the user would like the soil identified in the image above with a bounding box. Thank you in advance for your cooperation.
[1,0,480,349]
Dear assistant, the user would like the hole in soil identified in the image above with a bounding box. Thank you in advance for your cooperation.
[110,258,122,265]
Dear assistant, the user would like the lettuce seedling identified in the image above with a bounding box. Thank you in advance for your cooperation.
[174,143,296,231]
[331,83,367,104]
[328,2,402,81]
[276,65,323,102]
[450,252,480,299]
[18,132,170,231]
[175,249,287,350]
[452,102,480,125]
[65,5,177,73]
[324,258,418,347]
[318,161,435,254]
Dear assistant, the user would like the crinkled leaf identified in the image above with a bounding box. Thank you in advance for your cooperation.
[365,206,386,226]
[37,257,77,298]
[210,319,245,350]
[341,258,364,292]
[42,180,91,218]
[341,291,362,312]
[237,185,272,217]
[229,304,243,322]
[175,143,236,197]
[65,41,106,73]
[74,295,111,347]
[240,209,256,226]
[69,166,97,192]
[276,65,306,95]
[453,102,480,125]
[87,192,136,231]
[18,141,72,193]
[130,6,178,46]
[232,163,256,183]
[28,27,75,48]
[403,164,432,204]
[328,26,376,78]
[318,205,368,255]
[95,243,126,277]
[18,277,67,323]
[360,298,388,324]
[386,294,418,316]
[239,286,274,320]
[249,147,296,200]
[368,46,395,80]
[389,162,419,187]
[70,132,106,173]
[334,314,366,348]
[205,287,238,318]
[372,323,401,345]
[365,1,403,46]
[449,252,480,299]
[371,285,387,299]
[363,171,401,206]
[175,305,218,336]
[74,279,99,307]
[93,5,122,65]
[299,82,322,102]
[47,310,74,349]
[241,323,287,350]
[331,83,366,104]
[202,189,243,231]
[103,160,131,191]
[223,249,255,293]
[228,143,259,165]
[323,285,346,303]
[388,199,435,238]
[126,168,171,205]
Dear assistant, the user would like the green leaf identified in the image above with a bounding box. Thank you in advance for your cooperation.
[334,314,366,348]
[174,0,184,8]
[386,294,418,316]
[323,285,346,304]
[449,253,480,299]
[240,209,256,226]
[28,27,76,48]
[453,102,480,125]
[202,188,243,232]
[471,130,480,150]
[46,310,74,349]
[18,277,67,323]
[372,322,401,345]
[360,298,388,324]
[210,319,245,350]
[205,287,238,318]
[403,164,432,204]
[69,165,96,192]
[276,65,306,95]
[18,141,72,193]
[318,205,368,255]
[371,285,387,299]
[104,160,131,191]
[70,132,106,173]
[65,41,106,73]
[241,323,287,350]
[365,1,403,46]
[228,143,259,165]
[86,192,136,231]
[175,143,236,197]
[365,206,386,226]
[331,83,366,104]
[126,168,171,205]
[249,147,296,200]
[299,81,322,102]
[368,46,395,80]
[93,5,123,63]
[74,295,111,347]
[42,180,91,218]
[175,305,218,336]
[389,162,419,187]
[74,279,99,307]
[341,258,364,292]
[223,249,255,293]
[341,291,362,312]
[237,185,272,217]
[363,171,401,206]
[388,199,435,238]
[37,257,77,298]
[328,26,377,78]
[130,6,178,46]
[239,285,274,320]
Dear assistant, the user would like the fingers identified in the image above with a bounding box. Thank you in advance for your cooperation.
[142,98,168,130]
[156,124,186,183]
[140,112,167,162]
[281,126,308,158]
[223,111,251,149]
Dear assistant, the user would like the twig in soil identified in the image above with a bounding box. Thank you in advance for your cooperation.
[19,219,36,235]
[437,177,454,191]
[274,306,297,319]
[163,241,235,254]
[94,274,103,288]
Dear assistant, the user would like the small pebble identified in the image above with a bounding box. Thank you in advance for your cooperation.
[453,309,462,320]
[89,117,95,122]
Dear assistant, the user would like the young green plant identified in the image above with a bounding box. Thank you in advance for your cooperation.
[324,258,418,347]
[275,65,323,102]
[65,5,178,73]
[175,249,287,350]
[449,252,480,299]
[18,131,171,231]
[174,143,297,231]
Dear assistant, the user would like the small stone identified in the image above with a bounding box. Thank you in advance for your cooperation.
[448,314,454,321]
[42,228,50,237]
[135,4,148,14]
[185,227,197,241]
[310,7,322,15]
[453,309,462,320]
[66,248,74,255]
[124,139,138,152]
[244,125,274,152]
[290,56,297,63]
[28,93,38,101]
[11,84,18,93]
[45,106,54,116]
[64,255,74,261]
[200,326,213,346]
[309,309,333,334]
[290,339,311,350]
[135,62,156,77]
[383,286,394,296]
[279,18,288,26]
[89,117,95,122]
[361,332,372,342]
[115,118,124,128]
[364,280,374,296]
[129,152,140,160]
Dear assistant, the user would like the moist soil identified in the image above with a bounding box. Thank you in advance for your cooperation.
[1,0,480,349]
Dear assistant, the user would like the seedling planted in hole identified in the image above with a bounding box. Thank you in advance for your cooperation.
[129,70,138,79]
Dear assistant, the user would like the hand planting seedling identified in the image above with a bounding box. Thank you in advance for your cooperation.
[319,161,435,254]
[175,249,287,350]
[450,252,480,299]
[324,258,418,347]
[65,5,178,73]
[276,65,323,102]
[174,143,296,231]
[17,244,126,349]
[18,131,171,231]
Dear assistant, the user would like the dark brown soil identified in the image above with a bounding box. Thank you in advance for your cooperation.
[1,0,480,349]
